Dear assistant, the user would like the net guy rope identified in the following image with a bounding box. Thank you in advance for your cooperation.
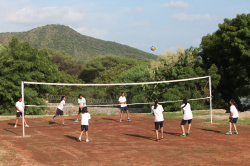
[21,76,213,137]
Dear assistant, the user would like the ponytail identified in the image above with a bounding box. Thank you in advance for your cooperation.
[61,96,65,101]
[180,99,188,110]
[154,98,159,109]
[230,99,238,110]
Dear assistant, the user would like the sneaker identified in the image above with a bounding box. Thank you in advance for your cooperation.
[89,120,91,123]
[225,131,232,135]
[78,137,81,142]
[86,139,89,142]
[51,117,54,121]
[119,119,122,122]
[156,139,159,142]
[233,131,238,134]
[180,134,186,137]
[25,125,29,127]
[187,131,190,135]
[62,123,65,126]
[14,125,17,128]
[74,119,78,122]
[160,137,164,140]
[127,118,131,122]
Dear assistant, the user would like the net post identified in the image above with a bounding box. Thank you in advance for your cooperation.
[21,81,25,137]
[209,76,213,124]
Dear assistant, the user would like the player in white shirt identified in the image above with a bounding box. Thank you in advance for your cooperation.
[226,99,239,135]
[51,96,66,125]
[78,107,91,142]
[75,94,86,122]
[180,99,193,137]
[151,98,164,142]
[118,92,131,122]
[14,97,29,128]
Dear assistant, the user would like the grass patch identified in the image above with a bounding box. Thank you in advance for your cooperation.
[163,112,183,117]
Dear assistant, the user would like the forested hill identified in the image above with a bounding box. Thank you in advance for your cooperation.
[0,24,158,63]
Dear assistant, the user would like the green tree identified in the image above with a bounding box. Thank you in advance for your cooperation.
[200,13,250,110]
[0,37,82,115]
[147,51,220,111]
[114,65,152,107]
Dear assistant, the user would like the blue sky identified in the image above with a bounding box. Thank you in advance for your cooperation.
[0,0,249,55]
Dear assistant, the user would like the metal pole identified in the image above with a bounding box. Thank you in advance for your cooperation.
[21,81,25,137]
[209,76,213,124]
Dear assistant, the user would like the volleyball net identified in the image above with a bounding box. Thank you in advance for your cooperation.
[20,76,213,136]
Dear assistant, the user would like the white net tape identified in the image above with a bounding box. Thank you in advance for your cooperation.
[23,76,211,107]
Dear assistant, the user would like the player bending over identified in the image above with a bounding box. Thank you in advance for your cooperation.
[78,107,91,142]
[14,97,29,128]
[75,94,86,122]
[151,98,164,142]
[226,99,239,135]
[118,92,131,122]
[180,99,193,137]
[51,96,66,126]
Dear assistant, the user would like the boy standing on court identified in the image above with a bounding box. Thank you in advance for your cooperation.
[118,92,131,122]
[14,97,29,128]
[75,94,86,122]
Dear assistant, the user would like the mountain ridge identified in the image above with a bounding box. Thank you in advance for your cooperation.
[0,24,158,63]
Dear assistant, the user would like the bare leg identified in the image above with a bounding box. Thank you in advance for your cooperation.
[233,123,237,132]
[76,113,80,120]
[24,118,27,125]
[229,122,232,132]
[15,117,19,125]
[120,111,123,119]
[155,130,159,140]
[181,125,185,134]
[61,115,64,124]
[160,127,163,138]
[126,110,129,119]
[188,123,192,132]
[86,131,88,140]
[79,131,84,138]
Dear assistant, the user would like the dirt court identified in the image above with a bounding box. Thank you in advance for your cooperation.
[0,114,250,166]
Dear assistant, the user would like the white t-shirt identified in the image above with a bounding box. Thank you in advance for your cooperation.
[118,96,127,107]
[16,101,25,112]
[230,105,239,118]
[57,100,65,110]
[151,104,164,122]
[78,98,86,107]
[181,103,193,120]
[81,113,91,125]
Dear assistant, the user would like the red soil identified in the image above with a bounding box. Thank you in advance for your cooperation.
[0,114,250,165]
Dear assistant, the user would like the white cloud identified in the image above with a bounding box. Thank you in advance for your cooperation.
[172,13,217,21]
[73,27,109,40]
[5,7,86,24]
[128,20,149,27]
[160,1,191,9]
[136,7,145,12]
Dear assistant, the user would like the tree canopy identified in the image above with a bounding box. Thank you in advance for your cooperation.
[200,13,250,110]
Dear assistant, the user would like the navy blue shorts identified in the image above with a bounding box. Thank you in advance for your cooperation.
[81,125,89,131]
[181,119,192,125]
[229,118,238,124]
[16,112,25,117]
[121,107,128,112]
[155,121,164,130]
[56,108,64,116]
[78,107,82,113]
